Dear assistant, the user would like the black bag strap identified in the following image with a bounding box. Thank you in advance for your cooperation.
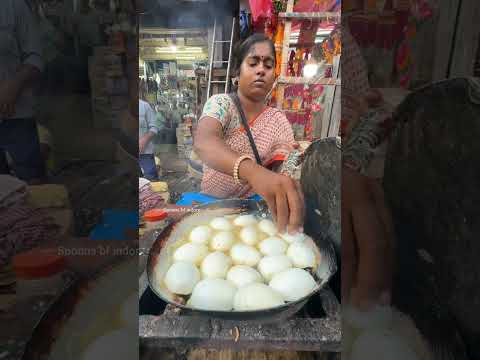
[229,92,262,165]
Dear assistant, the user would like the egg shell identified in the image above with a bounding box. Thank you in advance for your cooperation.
[173,243,208,265]
[210,217,233,231]
[239,226,259,246]
[258,219,278,236]
[230,244,262,267]
[187,278,237,311]
[269,268,316,302]
[286,241,317,268]
[233,214,258,227]
[226,265,263,288]
[257,255,293,281]
[259,237,288,256]
[201,251,232,279]
[234,283,284,311]
[279,231,307,244]
[164,261,201,295]
[189,225,212,244]
[350,330,419,360]
[210,231,235,251]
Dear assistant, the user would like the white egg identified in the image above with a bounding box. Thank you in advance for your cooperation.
[269,268,316,302]
[226,265,263,288]
[233,214,258,227]
[286,242,317,268]
[258,255,293,281]
[187,278,237,311]
[350,330,419,360]
[239,226,259,246]
[189,225,212,244]
[120,292,138,330]
[82,329,137,360]
[210,217,233,231]
[230,244,262,267]
[258,219,278,236]
[279,231,307,244]
[259,237,288,256]
[343,304,393,331]
[173,243,208,265]
[233,283,284,311]
[201,251,232,279]
[210,231,235,251]
[164,261,200,295]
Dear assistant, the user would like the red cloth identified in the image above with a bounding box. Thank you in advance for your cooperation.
[139,185,166,216]
[249,0,273,21]
[0,206,59,266]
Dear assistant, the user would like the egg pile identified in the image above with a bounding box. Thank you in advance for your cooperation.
[155,214,320,312]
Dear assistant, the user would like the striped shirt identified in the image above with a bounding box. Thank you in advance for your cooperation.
[0,0,44,119]
[139,100,159,155]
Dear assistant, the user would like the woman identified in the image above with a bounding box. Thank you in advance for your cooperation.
[194,34,304,235]
[341,25,395,310]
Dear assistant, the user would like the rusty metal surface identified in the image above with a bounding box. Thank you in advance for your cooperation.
[139,314,341,352]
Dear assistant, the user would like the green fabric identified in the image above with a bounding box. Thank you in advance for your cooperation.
[155,111,166,129]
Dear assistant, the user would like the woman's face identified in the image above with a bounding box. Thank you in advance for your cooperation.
[237,41,275,101]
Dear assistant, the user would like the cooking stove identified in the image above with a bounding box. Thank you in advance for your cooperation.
[139,271,341,353]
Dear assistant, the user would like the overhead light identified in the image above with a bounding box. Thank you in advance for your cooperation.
[176,55,197,60]
[303,59,318,78]
[155,47,204,53]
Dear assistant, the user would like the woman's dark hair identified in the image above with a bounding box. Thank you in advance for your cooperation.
[232,33,276,76]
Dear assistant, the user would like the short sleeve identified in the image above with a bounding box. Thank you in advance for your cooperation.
[200,94,233,128]
[15,0,44,72]
[145,103,159,134]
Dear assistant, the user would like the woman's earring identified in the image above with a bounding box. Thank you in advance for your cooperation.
[232,77,239,87]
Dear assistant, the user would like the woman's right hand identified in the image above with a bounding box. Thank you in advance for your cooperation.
[242,162,304,234]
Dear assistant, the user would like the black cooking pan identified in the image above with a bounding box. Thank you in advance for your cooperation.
[146,199,337,323]
[21,257,137,360]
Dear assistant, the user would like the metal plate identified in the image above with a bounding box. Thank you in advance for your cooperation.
[146,199,337,322]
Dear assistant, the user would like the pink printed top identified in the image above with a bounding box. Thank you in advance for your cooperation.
[341,25,371,137]
[199,94,295,198]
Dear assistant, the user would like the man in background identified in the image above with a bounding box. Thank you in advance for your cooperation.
[0,0,45,183]
[139,96,160,181]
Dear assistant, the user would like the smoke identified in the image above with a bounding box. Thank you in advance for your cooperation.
[141,0,235,28]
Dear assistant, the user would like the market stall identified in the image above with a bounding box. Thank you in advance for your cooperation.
[139,28,209,161]
[135,2,342,358]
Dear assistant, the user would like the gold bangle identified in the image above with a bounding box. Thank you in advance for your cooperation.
[233,155,254,185]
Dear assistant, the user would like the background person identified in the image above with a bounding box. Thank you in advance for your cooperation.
[0,0,45,183]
